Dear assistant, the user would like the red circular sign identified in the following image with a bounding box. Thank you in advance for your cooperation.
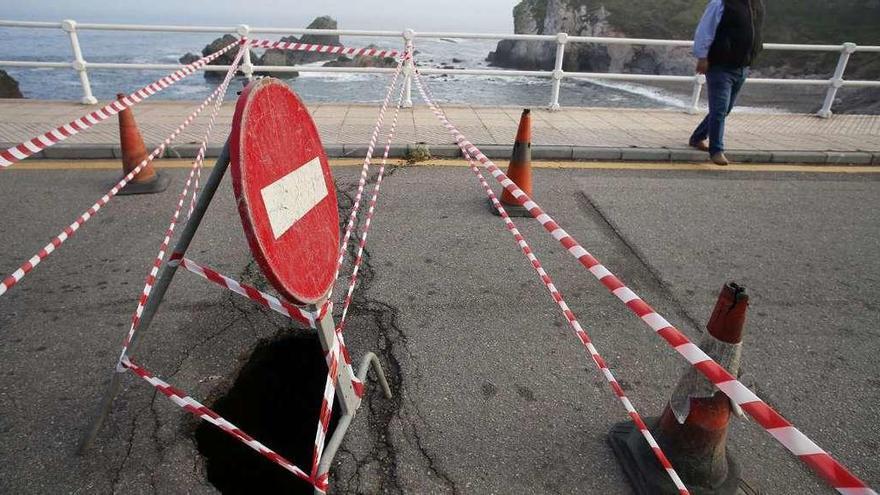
[230,78,339,305]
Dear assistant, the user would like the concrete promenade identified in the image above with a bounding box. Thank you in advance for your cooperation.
[1,99,880,164]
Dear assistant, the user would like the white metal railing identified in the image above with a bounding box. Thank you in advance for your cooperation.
[1,19,879,117]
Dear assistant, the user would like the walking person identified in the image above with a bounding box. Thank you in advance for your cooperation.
[689,0,765,165]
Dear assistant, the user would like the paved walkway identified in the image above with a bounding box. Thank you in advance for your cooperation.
[1,99,879,164]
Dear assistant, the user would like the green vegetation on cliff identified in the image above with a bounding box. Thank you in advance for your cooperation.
[543,0,880,45]
[510,0,880,77]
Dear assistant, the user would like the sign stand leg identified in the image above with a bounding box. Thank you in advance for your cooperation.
[314,352,393,495]
[312,307,361,415]
[79,141,232,454]
[312,307,393,493]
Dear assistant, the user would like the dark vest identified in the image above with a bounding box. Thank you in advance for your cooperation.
[708,0,765,68]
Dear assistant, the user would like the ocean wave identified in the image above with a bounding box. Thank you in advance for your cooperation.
[293,61,379,82]
[577,78,790,114]
[576,78,689,109]
[169,84,211,96]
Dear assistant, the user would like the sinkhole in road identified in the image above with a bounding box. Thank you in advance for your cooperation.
[195,332,340,494]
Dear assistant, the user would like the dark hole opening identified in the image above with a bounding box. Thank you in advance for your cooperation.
[195,333,340,494]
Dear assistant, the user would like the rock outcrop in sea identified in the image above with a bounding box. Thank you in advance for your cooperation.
[487,0,692,75]
[0,70,24,98]
[179,34,258,80]
[180,16,346,80]
[255,16,341,78]
[322,44,398,69]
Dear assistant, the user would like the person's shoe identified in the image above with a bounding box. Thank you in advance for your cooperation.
[689,139,710,152]
[711,152,730,166]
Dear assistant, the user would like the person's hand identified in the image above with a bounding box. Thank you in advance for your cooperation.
[696,58,709,74]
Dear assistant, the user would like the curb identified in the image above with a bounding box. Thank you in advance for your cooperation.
[5,142,879,166]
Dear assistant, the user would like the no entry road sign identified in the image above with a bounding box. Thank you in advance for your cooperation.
[230,78,339,305]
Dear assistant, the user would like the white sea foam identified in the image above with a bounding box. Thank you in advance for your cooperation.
[573,78,790,114]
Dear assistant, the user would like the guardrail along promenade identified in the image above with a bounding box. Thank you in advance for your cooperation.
[1,19,879,117]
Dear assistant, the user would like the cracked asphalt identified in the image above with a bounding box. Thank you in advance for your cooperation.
[1,163,878,494]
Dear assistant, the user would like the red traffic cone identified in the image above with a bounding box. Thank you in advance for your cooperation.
[116,93,169,195]
[491,108,533,217]
[608,282,756,494]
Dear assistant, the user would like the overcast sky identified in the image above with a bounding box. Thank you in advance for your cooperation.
[4,0,516,32]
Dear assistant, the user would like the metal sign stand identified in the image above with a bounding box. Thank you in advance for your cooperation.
[312,307,392,493]
[79,138,392,494]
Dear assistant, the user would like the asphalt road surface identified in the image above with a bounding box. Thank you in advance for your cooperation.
[0,162,878,494]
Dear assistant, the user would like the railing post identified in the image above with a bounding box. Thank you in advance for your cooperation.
[688,74,706,114]
[62,19,97,105]
[402,29,415,108]
[237,24,254,81]
[817,42,856,119]
[548,32,568,111]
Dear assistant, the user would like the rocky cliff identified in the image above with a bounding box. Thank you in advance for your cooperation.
[487,0,694,75]
[488,0,880,79]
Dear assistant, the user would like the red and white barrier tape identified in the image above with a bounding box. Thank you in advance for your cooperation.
[248,39,400,59]
[329,56,405,302]
[415,76,689,494]
[311,325,342,487]
[0,50,244,299]
[323,54,407,405]
[117,45,246,366]
[173,256,322,328]
[121,356,315,487]
[0,39,242,169]
[412,69,877,495]
[337,75,407,331]
[308,55,410,491]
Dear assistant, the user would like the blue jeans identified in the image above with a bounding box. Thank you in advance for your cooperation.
[690,65,748,155]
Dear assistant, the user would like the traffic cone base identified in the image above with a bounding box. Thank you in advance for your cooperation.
[115,172,170,195]
[116,92,169,195]
[608,283,754,494]
[607,417,756,495]
[489,108,533,217]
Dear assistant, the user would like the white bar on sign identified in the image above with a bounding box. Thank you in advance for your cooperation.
[260,157,328,239]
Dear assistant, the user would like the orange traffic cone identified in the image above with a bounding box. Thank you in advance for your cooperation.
[116,93,169,195]
[608,282,755,494]
[491,109,532,217]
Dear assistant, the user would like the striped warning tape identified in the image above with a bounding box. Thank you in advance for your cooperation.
[0,39,243,169]
[324,54,407,406]
[412,69,877,495]
[121,356,315,486]
[0,46,246,299]
[337,71,408,331]
[117,46,245,365]
[328,56,406,302]
[311,322,341,490]
[170,255,363,401]
[248,39,400,59]
[173,255,320,328]
[307,51,410,492]
[414,73,689,494]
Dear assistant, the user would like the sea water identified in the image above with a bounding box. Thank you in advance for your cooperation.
[0,28,698,109]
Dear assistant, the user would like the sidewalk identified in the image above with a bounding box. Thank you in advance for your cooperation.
[1,99,879,164]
